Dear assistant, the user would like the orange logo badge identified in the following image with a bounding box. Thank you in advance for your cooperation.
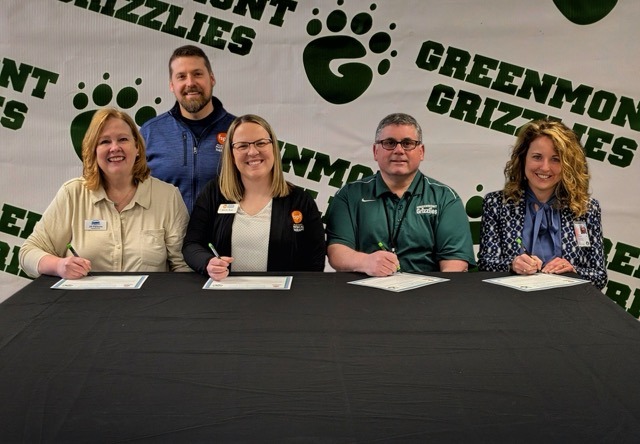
[291,210,303,224]
[217,132,227,145]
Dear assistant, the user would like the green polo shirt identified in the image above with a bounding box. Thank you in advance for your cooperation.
[326,171,475,272]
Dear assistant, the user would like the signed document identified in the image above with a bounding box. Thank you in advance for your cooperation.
[203,276,293,290]
[348,273,449,292]
[483,273,589,292]
[51,275,149,290]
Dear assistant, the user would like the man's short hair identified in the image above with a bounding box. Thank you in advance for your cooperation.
[168,45,213,77]
[375,113,423,142]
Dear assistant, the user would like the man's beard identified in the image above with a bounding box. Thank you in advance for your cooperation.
[179,89,211,114]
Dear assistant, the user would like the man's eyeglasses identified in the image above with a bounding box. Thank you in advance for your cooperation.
[232,138,273,152]
[376,138,422,151]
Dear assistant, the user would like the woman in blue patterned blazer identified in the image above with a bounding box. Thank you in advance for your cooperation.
[477,119,607,290]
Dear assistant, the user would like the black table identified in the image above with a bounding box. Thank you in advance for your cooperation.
[1,272,640,443]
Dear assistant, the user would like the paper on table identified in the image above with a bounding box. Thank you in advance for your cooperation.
[348,272,449,292]
[483,273,589,292]
[203,276,293,290]
[51,275,149,290]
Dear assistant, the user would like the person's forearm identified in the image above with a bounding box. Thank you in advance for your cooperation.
[327,244,369,273]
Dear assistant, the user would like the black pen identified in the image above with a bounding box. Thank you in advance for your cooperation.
[516,238,539,272]
[66,243,92,276]
[515,237,531,257]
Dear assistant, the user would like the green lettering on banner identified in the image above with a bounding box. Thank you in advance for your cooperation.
[280,141,316,178]
[0,204,41,239]
[608,242,640,277]
[465,54,498,88]
[490,62,524,96]
[0,100,28,130]
[58,0,258,55]
[0,59,58,98]
[415,40,640,167]
[548,79,593,114]
[280,140,372,190]
[515,70,557,103]
[612,97,640,132]
[606,281,640,318]
[608,137,637,168]
[0,241,29,278]
[307,153,350,188]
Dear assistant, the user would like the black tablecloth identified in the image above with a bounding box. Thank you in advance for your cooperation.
[1,272,640,443]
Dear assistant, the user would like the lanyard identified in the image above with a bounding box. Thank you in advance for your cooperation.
[383,193,414,252]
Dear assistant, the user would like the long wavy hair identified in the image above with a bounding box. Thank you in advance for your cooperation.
[503,119,590,216]
[219,114,291,202]
[82,108,150,191]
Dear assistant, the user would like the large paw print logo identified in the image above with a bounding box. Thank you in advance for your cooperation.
[553,0,618,25]
[70,73,161,159]
[303,1,396,105]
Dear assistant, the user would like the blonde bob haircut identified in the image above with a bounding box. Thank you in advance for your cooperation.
[503,118,591,217]
[219,114,291,202]
[81,108,151,191]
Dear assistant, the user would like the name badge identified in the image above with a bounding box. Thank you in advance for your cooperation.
[218,203,239,214]
[85,219,107,231]
[573,221,590,247]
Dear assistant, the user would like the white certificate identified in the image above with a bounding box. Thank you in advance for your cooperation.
[51,275,149,290]
[483,273,589,292]
[203,276,293,290]
[348,273,449,292]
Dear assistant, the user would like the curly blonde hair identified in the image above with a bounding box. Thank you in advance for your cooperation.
[503,119,590,216]
[81,108,150,191]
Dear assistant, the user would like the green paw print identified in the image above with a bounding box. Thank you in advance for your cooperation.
[303,1,396,105]
[465,184,485,245]
[70,73,160,159]
[553,0,618,25]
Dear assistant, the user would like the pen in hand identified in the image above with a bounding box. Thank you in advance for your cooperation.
[377,241,401,272]
[515,237,531,257]
[66,243,92,276]
[208,243,221,259]
[516,238,540,273]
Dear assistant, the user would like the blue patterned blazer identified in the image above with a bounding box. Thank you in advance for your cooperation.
[477,191,608,290]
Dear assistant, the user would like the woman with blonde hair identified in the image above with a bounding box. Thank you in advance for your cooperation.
[477,119,607,289]
[19,107,190,278]
[182,114,326,280]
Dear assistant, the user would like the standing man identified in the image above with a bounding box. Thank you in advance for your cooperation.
[325,113,475,276]
[141,45,235,213]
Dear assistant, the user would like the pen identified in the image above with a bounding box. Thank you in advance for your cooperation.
[377,241,401,272]
[516,238,539,272]
[66,243,92,276]
[515,237,532,257]
[208,243,221,259]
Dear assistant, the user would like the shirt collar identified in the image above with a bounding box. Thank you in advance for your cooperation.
[374,171,423,198]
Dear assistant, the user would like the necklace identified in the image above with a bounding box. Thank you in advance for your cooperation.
[111,186,136,208]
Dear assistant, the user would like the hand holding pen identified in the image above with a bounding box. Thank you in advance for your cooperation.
[512,238,542,275]
[360,241,400,277]
[207,243,234,281]
[60,243,92,279]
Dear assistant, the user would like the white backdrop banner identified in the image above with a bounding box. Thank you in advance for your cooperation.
[2,0,639,316]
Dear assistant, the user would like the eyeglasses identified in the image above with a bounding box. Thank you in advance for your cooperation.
[232,138,272,152]
[376,138,422,151]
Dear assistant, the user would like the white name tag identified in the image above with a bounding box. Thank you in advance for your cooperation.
[574,221,590,247]
[218,203,239,214]
[85,219,107,230]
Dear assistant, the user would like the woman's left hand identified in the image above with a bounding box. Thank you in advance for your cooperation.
[542,257,575,274]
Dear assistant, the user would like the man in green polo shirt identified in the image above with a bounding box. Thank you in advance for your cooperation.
[325,113,475,276]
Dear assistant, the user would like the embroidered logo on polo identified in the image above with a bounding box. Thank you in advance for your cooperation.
[291,210,304,232]
[416,204,438,215]
[216,132,227,152]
